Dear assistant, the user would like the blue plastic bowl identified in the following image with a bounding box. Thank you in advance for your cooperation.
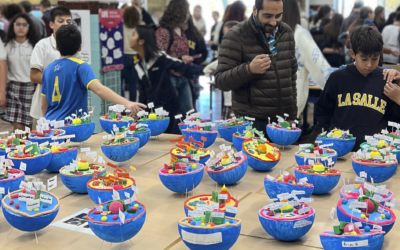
[59,167,107,194]
[181,130,218,148]
[8,148,52,175]
[0,169,24,207]
[206,154,248,185]
[29,129,66,145]
[99,116,133,134]
[137,118,170,136]
[232,134,247,152]
[87,179,136,204]
[295,149,338,167]
[317,137,356,157]
[87,201,146,243]
[178,217,241,250]
[243,141,280,171]
[351,156,398,183]
[61,122,95,142]
[258,206,315,241]
[337,198,396,235]
[218,122,250,143]
[263,177,314,200]
[294,166,341,194]
[126,128,151,148]
[320,230,384,250]
[158,164,204,193]
[101,138,139,162]
[170,149,210,165]
[266,125,302,146]
[339,186,394,206]
[179,119,212,132]
[46,148,78,173]
[1,191,60,232]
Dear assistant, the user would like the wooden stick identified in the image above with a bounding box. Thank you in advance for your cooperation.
[35,231,39,244]
[6,227,13,239]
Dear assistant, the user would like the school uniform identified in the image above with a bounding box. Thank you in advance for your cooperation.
[315,64,400,150]
[5,39,36,125]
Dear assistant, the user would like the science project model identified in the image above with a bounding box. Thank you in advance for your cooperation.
[232,126,264,152]
[137,104,170,136]
[29,118,66,144]
[217,116,250,142]
[7,142,52,175]
[184,185,239,218]
[0,165,24,206]
[317,128,356,157]
[320,221,385,250]
[259,193,315,241]
[100,105,134,134]
[340,181,393,206]
[45,142,78,173]
[125,123,151,148]
[177,111,211,131]
[178,211,242,250]
[87,199,146,243]
[62,109,95,142]
[266,115,301,147]
[264,172,314,200]
[87,171,136,204]
[178,112,217,148]
[0,128,30,158]
[361,134,400,162]
[60,159,107,194]
[1,188,60,232]
[101,132,139,162]
[205,145,248,185]
[351,147,397,183]
[295,143,338,167]
[294,161,340,195]
[169,135,210,165]
[242,138,280,171]
[337,195,396,235]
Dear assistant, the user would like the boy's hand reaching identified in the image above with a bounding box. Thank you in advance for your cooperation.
[383,69,400,84]
[384,82,400,106]
[125,102,147,117]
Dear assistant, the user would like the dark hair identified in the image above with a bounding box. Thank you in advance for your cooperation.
[50,6,71,23]
[255,0,283,13]
[136,25,158,62]
[40,0,51,8]
[123,6,141,28]
[396,11,400,22]
[281,0,300,32]
[350,25,382,56]
[187,14,203,42]
[374,6,385,27]
[397,5,400,11]
[360,6,373,19]
[159,0,189,29]
[223,20,239,30]
[313,5,331,25]
[3,13,40,47]
[55,24,81,56]
[223,1,246,22]
[2,4,23,21]
[385,12,396,26]
[354,1,364,9]
[19,1,32,13]
[212,11,220,17]
[324,14,344,49]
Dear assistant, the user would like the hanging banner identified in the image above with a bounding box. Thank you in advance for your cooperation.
[71,10,91,64]
[98,9,124,72]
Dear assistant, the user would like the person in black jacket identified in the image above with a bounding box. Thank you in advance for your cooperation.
[315,26,400,150]
[183,15,208,111]
[131,0,155,27]
[130,25,204,134]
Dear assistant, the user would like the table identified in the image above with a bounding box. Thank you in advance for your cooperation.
[1,133,399,250]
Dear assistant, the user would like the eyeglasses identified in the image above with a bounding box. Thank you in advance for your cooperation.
[14,23,29,28]
[268,37,279,57]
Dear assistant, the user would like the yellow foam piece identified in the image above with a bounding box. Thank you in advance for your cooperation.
[313,163,325,172]
[148,113,157,119]
[243,141,277,162]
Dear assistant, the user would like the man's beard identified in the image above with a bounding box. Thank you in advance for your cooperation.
[255,15,277,34]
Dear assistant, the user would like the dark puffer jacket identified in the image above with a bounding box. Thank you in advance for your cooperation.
[215,16,298,120]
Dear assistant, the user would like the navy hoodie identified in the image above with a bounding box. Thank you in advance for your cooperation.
[315,64,400,150]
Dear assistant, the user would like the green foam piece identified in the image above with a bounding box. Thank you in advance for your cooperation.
[279,121,290,128]
[205,211,211,222]
[26,143,39,155]
[211,215,225,225]
[333,225,342,235]
[339,221,347,230]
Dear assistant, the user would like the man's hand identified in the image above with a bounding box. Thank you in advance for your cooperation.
[182,55,194,64]
[249,54,271,74]
[383,69,400,83]
[391,50,400,57]
[125,102,147,117]
[384,82,400,105]
[0,93,6,107]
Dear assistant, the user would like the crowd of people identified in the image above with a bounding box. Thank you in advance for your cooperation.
[0,0,399,145]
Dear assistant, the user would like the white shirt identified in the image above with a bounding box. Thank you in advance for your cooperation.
[5,40,33,83]
[30,35,60,119]
[0,40,6,61]
[294,25,333,117]
[382,25,400,64]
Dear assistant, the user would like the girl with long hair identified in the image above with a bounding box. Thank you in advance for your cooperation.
[309,5,331,30]
[3,13,40,130]
[321,14,344,67]
[131,25,204,134]
[374,6,386,32]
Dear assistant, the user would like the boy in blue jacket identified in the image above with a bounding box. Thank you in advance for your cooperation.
[316,26,400,150]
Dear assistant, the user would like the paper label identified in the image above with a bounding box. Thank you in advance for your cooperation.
[266,175,275,181]
[26,200,40,209]
[342,240,368,247]
[0,187,4,194]
[360,171,367,178]
[299,177,308,183]
[349,202,367,208]
[355,222,362,228]
[299,198,314,203]
[181,230,222,245]
[293,220,313,228]
[226,206,238,214]
[298,207,311,214]
[329,207,335,219]
[211,212,224,218]
[373,225,383,230]
[211,203,219,209]
[119,209,125,224]
[355,177,365,183]
[47,176,57,191]
[80,147,91,152]
[40,194,53,204]
[218,194,228,200]
[343,185,355,192]
[291,190,306,195]
[18,193,35,201]
[20,162,27,171]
